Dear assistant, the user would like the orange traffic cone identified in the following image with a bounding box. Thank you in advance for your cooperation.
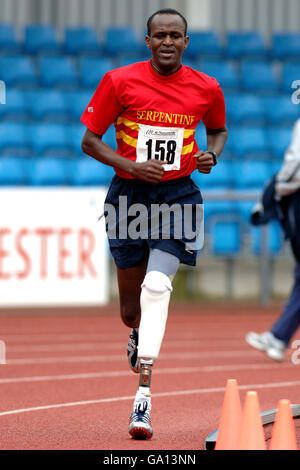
[269,399,298,450]
[238,391,266,450]
[215,379,242,450]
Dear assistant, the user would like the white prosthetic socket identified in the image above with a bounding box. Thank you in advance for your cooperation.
[137,270,172,363]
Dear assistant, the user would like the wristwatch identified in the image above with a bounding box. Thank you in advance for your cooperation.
[206,151,218,166]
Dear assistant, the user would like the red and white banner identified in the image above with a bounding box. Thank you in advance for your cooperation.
[0,188,109,306]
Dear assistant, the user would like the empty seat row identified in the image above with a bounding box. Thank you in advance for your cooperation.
[192,159,279,190]
[0,155,115,186]
[1,24,300,61]
[0,24,142,57]
[1,53,299,92]
[0,155,284,255]
[0,89,93,122]
[0,154,280,191]
[225,94,300,126]
[196,59,300,93]
[0,122,116,156]
[202,199,283,255]
[0,55,118,89]
[195,125,293,160]
[1,88,298,127]
[0,122,292,161]
[205,218,283,256]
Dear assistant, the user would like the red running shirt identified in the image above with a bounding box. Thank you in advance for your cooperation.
[80,60,226,181]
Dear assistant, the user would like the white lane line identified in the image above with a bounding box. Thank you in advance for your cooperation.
[0,332,245,343]
[0,362,296,385]
[1,380,300,418]
[4,350,260,365]
[6,339,244,353]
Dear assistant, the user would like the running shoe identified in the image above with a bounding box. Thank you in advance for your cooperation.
[245,331,286,361]
[127,328,140,373]
[129,401,153,439]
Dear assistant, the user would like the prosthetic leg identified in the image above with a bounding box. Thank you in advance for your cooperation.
[128,249,179,439]
[129,270,173,439]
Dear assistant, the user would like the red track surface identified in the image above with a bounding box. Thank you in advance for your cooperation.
[0,300,299,451]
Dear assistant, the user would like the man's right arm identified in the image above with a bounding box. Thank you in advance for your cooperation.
[81,128,165,183]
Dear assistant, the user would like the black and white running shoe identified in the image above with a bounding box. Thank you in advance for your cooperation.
[129,401,153,440]
[127,329,140,373]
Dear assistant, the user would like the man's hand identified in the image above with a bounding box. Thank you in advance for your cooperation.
[193,151,216,174]
[130,160,165,183]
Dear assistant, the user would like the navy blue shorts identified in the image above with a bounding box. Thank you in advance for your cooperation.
[104,175,203,269]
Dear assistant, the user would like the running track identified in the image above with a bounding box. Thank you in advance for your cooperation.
[0,301,299,451]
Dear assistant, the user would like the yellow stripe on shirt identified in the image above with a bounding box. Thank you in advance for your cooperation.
[182,141,195,155]
[116,116,140,131]
[116,130,138,148]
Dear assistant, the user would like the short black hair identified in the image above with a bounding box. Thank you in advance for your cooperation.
[147,8,188,36]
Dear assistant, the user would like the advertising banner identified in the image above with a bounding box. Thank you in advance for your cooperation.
[0,188,109,306]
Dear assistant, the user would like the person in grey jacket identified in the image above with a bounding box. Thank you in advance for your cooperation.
[246,118,300,361]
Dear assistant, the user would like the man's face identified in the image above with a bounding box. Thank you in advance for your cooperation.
[146,14,189,75]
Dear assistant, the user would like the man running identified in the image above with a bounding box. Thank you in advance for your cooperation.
[81,8,228,439]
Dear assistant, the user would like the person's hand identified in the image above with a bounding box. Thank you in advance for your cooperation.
[193,151,216,174]
[130,160,165,183]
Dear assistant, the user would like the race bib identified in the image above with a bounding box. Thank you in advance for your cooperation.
[136,124,184,171]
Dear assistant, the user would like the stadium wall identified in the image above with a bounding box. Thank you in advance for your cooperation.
[1,0,300,37]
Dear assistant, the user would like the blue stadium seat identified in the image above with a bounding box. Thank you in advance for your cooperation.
[194,122,207,150]
[23,24,61,54]
[79,56,114,89]
[68,123,87,156]
[67,90,93,121]
[225,32,267,59]
[29,156,70,186]
[240,61,279,93]
[237,200,258,224]
[202,198,238,223]
[0,23,20,51]
[268,127,293,160]
[71,157,114,186]
[0,122,32,156]
[0,55,38,87]
[271,33,300,61]
[199,60,240,92]
[185,31,223,59]
[262,94,300,126]
[30,123,74,156]
[68,122,117,155]
[102,125,117,150]
[232,160,274,189]
[63,26,101,55]
[192,161,233,189]
[0,156,29,185]
[38,55,79,88]
[226,94,266,126]
[230,127,270,159]
[195,122,235,160]
[0,89,29,122]
[250,221,283,255]
[209,220,242,255]
[28,89,70,122]
[103,27,141,57]
[281,62,300,93]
